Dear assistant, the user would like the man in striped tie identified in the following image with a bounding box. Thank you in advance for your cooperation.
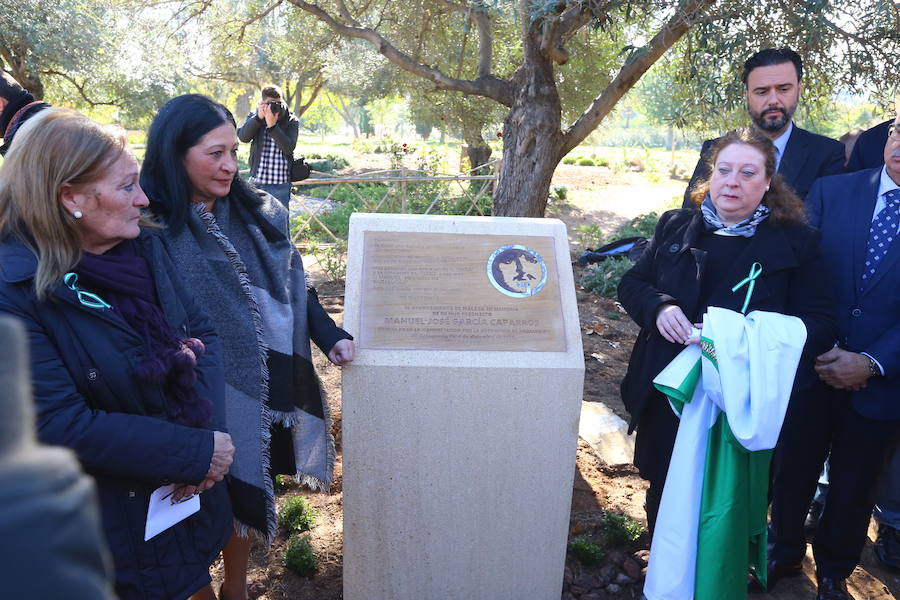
[768,111,900,600]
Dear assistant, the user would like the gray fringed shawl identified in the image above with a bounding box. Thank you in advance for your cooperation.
[163,192,334,544]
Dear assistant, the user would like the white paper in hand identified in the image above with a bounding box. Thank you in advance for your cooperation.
[144,484,201,541]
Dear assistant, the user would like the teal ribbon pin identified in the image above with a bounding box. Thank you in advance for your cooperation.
[63,273,112,310]
[731,262,762,314]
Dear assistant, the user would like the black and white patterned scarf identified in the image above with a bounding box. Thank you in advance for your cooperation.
[701,195,770,237]
[162,191,333,544]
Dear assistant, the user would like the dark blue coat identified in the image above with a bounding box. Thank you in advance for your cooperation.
[806,168,900,420]
[0,232,232,600]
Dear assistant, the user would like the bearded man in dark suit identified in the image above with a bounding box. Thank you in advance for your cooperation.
[682,48,845,207]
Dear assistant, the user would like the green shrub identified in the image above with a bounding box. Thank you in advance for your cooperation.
[307,240,348,282]
[279,496,318,532]
[580,257,634,299]
[562,156,577,165]
[284,535,318,576]
[602,512,644,546]
[596,157,610,167]
[612,212,660,240]
[306,153,350,172]
[577,158,596,166]
[552,185,568,200]
[574,223,603,249]
[568,534,604,566]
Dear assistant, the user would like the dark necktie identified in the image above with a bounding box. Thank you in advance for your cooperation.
[861,188,900,291]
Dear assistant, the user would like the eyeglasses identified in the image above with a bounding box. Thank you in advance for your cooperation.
[890,124,900,141]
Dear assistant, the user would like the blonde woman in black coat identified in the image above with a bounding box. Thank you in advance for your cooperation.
[618,127,835,536]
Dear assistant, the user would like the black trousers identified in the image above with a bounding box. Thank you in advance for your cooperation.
[770,382,900,579]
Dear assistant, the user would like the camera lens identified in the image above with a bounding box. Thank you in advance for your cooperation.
[268,100,281,113]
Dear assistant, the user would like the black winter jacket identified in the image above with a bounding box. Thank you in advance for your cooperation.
[618,209,836,433]
[236,104,300,178]
[0,232,232,600]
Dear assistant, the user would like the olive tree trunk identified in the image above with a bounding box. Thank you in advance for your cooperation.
[492,32,563,217]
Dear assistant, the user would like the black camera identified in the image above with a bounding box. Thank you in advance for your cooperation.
[267,100,282,114]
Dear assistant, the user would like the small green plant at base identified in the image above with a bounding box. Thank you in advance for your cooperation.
[552,185,568,201]
[279,495,318,532]
[274,474,289,493]
[612,212,660,240]
[580,257,635,299]
[577,158,596,166]
[562,156,577,165]
[574,223,604,249]
[306,240,347,282]
[568,534,604,566]
[284,534,318,576]
[602,511,644,546]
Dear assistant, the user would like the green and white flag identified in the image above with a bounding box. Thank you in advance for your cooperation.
[643,307,807,600]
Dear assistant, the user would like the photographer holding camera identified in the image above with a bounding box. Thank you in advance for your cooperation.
[237,85,300,208]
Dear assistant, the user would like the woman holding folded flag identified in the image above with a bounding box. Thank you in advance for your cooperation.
[618,127,835,599]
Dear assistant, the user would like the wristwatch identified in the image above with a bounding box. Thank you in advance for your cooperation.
[867,355,881,377]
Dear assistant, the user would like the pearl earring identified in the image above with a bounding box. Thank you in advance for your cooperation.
[73,210,83,219]
[765,185,770,192]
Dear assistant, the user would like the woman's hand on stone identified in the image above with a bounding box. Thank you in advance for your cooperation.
[206,431,235,482]
[328,339,356,366]
[655,304,695,345]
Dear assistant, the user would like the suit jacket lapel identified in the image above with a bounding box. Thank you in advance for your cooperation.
[859,172,900,296]
[777,126,809,187]
[853,171,881,298]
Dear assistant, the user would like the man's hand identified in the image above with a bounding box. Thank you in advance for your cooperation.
[328,339,356,366]
[256,100,269,122]
[263,101,279,128]
[815,347,872,391]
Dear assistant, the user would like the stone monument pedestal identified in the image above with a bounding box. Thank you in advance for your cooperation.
[342,214,584,600]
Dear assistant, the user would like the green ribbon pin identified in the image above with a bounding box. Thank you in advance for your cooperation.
[63,273,112,310]
[731,262,762,314]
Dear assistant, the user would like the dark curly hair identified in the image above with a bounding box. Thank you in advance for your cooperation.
[689,127,806,224]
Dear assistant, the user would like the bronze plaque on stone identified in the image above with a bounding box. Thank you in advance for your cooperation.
[359,231,566,352]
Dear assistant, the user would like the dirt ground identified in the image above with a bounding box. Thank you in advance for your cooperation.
[211,164,900,599]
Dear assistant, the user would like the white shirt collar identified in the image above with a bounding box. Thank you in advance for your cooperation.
[771,121,794,170]
[878,165,900,198]
[873,165,900,223]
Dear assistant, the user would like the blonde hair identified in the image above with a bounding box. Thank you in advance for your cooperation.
[0,108,129,300]
[689,127,806,224]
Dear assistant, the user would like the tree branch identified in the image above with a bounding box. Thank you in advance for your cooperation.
[43,70,120,107]
[238,0,284,42]
[472,0,494,78]
[539,2,591,64]
[561,0,716,156]
[286,0,513,105]
[335,0,362,26]
[432,0,469,12]
[297,74,324,116]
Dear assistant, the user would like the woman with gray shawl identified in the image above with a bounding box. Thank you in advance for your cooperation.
[140,94,355,600]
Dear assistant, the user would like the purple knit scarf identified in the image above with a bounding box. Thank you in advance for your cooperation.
[76,239,212,427]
